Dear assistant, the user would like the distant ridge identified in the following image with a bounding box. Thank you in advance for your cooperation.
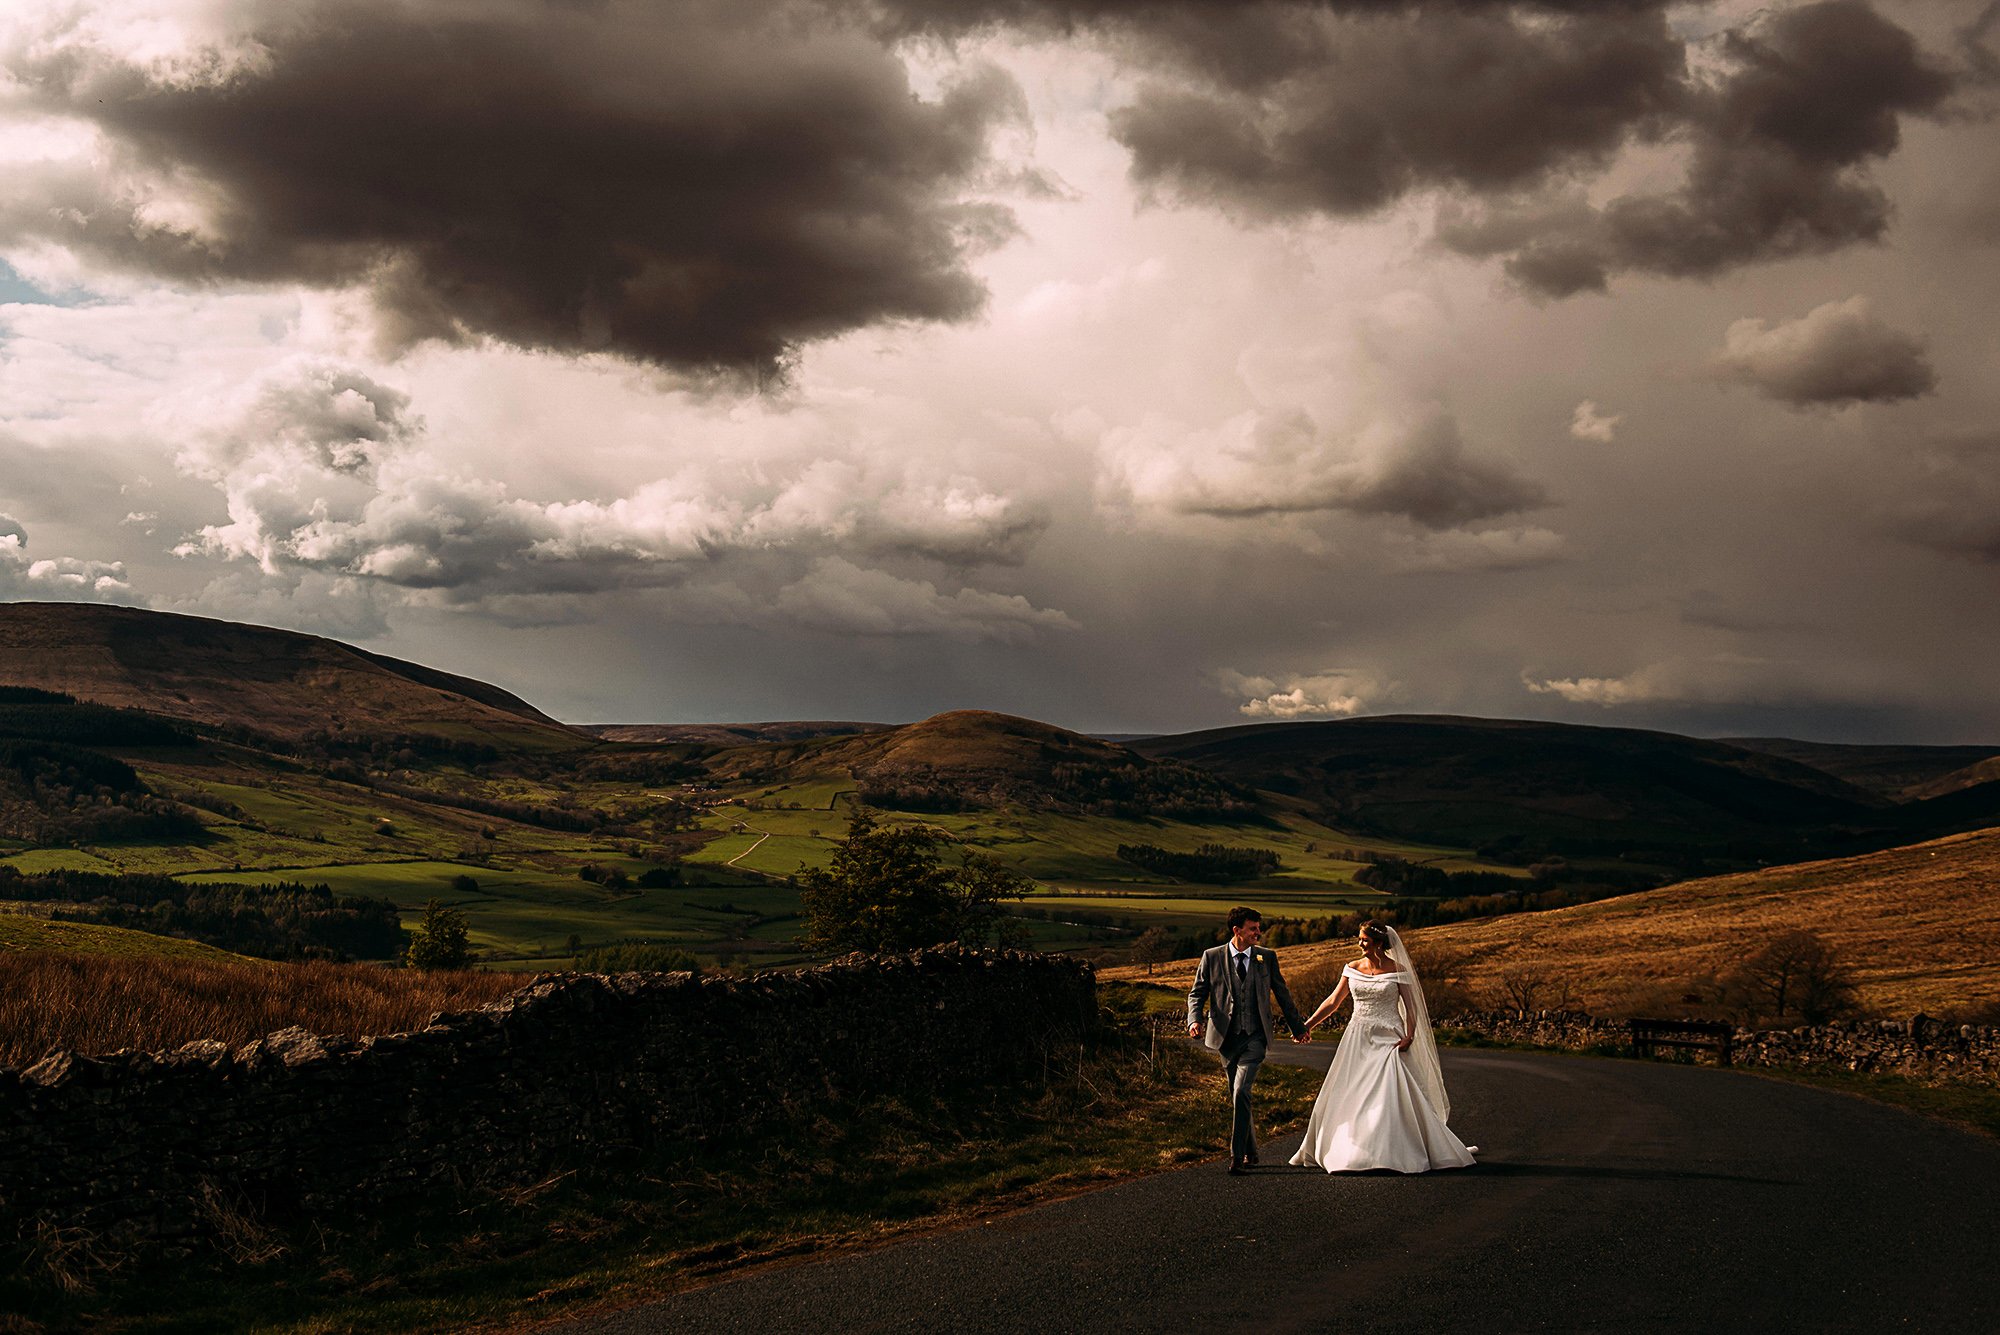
[0,602,581,749]
[580,721,893,745]
[1722,736,2000,801]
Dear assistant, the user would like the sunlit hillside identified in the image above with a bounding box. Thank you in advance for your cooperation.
[1253,827,2000,1018]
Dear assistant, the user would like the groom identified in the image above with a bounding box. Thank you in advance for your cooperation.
[1188,906,1309,1175]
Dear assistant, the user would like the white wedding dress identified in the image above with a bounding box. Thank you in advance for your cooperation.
[1290,963,1477,1173]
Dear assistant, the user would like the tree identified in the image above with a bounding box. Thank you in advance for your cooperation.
[798,809,1027,952]
[1499,969,1542,1015]
[405,898,471,971]
[1731,929,1857,1024]
[1131,927,1175,976]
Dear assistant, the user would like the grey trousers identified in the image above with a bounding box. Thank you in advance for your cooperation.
[1219,1030,1268,1161]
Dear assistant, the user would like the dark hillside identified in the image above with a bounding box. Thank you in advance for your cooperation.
[1907,755,2000,800]
[1722,737,2000,800]
[0,602,581,750]
[582,720,892,745]
[1132,715,1888,867]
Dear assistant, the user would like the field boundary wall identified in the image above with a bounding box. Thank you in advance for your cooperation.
[0,947,1096,1252]
[1436,1009,2000,1084]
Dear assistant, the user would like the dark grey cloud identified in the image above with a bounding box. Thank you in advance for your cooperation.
[961,0,1950,295]
[1336,415,1549,529]
[1104,409,1547,529]
[1104,6,1685,219]
[1444,2,1957,294]
[0,1,1022,376]
[1712,297,1937,407]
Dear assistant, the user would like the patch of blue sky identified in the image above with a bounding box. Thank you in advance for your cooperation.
[0,259,90,307]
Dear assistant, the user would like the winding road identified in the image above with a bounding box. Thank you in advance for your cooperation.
[548,1046,2000,1333]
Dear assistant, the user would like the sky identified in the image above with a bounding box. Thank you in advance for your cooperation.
[1,0,1997,742]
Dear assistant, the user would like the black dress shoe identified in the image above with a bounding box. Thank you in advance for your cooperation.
[1228,1158,1248,1175]
[1245,1151,1261,1166]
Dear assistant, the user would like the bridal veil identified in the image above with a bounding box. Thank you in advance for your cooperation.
[1385,926,1450,1123]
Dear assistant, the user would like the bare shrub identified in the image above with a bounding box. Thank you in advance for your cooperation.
[1725,929,1859,1025]
[0,954,523,1067]
[1412,946,1477,1018]
[1287,958,1348,1029]
[1498,969,1542,1015]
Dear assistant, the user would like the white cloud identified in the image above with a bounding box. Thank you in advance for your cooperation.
[144,358,1070,639]
[1568,400,1621,442]
[1712,297,1937,408]
[0,515,133,601]
[1522,670,1660,707]
[1217,668,1393,719]
[1521,656,1887,710]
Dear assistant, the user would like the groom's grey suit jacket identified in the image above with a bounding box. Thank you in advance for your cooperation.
[1188,944,1308,1051]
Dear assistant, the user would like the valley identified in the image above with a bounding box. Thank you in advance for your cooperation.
[5,603,1999,979]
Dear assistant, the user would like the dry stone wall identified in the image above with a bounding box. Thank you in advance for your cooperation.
[1437,1009,2000,1085]
[0,948,1095,1253]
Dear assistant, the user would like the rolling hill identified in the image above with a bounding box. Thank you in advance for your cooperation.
[1722,737,2000,800]
[1909,755,2000,800]
[581,721,891,745]
[0,602,581,749]
[1128,714,1961,868]
[1234,826,2000,1019]
[697,709,1258,819]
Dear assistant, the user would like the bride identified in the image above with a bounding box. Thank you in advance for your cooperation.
[1291,920,1477,1173]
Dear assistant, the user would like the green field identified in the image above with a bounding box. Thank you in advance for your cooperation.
[0,913,257,963]
[183,859,800,970]
[3,742,1518,969]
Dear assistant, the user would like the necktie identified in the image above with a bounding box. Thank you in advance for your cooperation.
[1236,953,1247,983]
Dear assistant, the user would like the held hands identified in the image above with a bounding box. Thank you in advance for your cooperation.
[1397,1033,1413,1051]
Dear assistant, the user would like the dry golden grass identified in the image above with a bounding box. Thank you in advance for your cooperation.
[0,954,525,1069]
[1101,827,2000,1019]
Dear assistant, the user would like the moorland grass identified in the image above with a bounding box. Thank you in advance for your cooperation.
[0,953,523,1068]
[3,985,1321,1333]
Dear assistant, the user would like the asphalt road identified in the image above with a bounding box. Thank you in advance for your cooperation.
[547,1047,2000,1334]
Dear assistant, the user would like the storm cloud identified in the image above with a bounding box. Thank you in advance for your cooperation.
[1023,0,1955,295]
[0,0,1023,375]
[1098,410,1547,531]
[1439,2,1957,294]
[1105,5,1685,219]
[1712,296,1937,407]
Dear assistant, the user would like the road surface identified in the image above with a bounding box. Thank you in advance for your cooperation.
[547,1046,2000,1333]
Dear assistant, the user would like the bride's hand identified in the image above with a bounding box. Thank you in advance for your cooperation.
[1397,1034,1413,1051]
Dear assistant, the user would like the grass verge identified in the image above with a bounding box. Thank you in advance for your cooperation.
[1733,1066,2000,1141]
[2,985,1322,1334]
